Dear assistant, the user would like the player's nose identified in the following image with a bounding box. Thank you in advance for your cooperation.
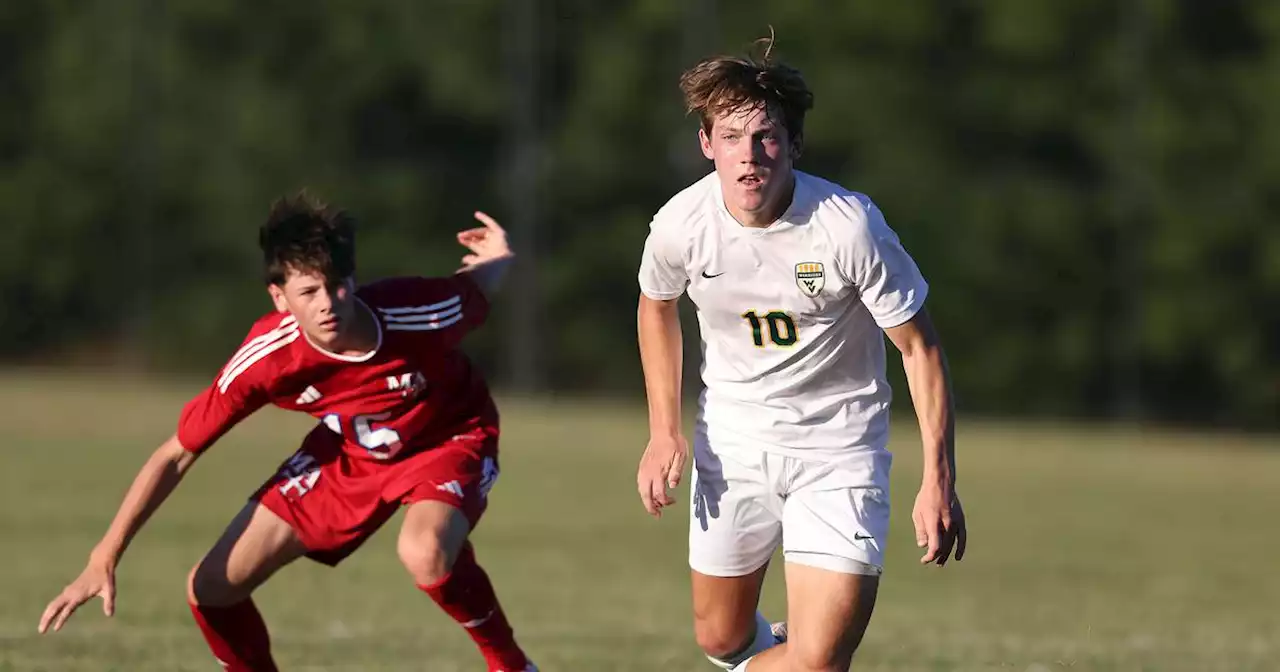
[315,288,335,311]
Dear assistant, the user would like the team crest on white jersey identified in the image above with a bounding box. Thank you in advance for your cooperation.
[795,262,825,297]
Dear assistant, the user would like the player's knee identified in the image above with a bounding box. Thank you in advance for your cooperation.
[693,615,753,660]
[186,560,247,607]
[397,533,452,586]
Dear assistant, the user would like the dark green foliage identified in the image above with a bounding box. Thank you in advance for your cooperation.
[2,1,1275,427]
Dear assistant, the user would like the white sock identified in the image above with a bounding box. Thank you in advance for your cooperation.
[705,611,776,669]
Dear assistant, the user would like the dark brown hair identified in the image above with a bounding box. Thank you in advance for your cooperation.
[679,30,815,143]
[259,191,356,286]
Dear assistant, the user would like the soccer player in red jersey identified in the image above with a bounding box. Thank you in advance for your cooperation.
[37,193,538,672]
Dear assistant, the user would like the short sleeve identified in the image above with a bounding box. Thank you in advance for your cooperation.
[369,275,490,349]
[637,219,689,300]
[846,200,929,329]
[176,320,286,453]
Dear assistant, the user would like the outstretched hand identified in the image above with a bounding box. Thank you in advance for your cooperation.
[457,211,513,270]
[38,557,116,634]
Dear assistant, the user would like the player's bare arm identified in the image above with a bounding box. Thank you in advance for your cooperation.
[883,308,967,567]
[38,434,200,633]
[456,211,514,297]
[636,293,688,518]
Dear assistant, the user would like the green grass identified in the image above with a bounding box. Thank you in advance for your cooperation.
[1,371,1277,671]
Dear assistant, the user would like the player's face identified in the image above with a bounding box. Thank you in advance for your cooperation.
[269,268,357,347]
[700,103,798,221]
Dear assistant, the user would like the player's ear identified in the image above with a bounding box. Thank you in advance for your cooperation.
[789,133,803,160]
[698,127,714,160]
[267,283,289,313]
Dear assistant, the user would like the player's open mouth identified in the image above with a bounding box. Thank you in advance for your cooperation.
[739,175,764,187]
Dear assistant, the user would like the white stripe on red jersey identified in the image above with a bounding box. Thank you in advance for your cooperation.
[384,312,466,331]
[376,295,461,315]
[217,315,297,388]
[378,304,462,324]
[218,322,300,393]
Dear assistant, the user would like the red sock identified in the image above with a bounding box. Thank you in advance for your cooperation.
[189,599,278,672]
[420,542,529,671]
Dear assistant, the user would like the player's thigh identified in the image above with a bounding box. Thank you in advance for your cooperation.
[690,564,769,656]
[253,424,398,567]
[689,441,782,578]
[188,501,308,606]
[688,440,781,654]
[781,459,891,576]
[386,427,499,584]
[397,499,472,585]
[385,426,500,529]
[777,459,890,668]
[783,562,879,670]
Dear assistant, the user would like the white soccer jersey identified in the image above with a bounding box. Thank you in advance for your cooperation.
[638,170,928,459]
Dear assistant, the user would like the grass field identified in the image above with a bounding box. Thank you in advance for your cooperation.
[0,371,1277,671]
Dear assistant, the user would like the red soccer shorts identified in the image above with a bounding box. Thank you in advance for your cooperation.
[252,423,500,566]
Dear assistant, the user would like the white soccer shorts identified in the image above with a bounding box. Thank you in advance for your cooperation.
[688,434,892,577]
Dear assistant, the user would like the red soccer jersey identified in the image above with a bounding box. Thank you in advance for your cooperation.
[178,274,496,461]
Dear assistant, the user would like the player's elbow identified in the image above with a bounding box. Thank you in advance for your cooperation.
[885,309,942,359]
[154,434,199,474]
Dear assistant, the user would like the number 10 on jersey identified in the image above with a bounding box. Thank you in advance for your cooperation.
[742,310,797,347]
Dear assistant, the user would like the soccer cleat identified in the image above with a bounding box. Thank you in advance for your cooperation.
[496,664,537,672]
[769,621,787,645]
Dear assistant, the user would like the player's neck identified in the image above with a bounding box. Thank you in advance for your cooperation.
[726,172,796,229]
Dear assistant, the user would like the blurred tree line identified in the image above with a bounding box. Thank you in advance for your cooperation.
[2,0,1276,428]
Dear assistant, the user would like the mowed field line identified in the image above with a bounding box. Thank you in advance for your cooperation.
[0,371,1276,671]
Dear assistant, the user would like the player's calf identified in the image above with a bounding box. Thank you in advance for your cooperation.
[402,500,531,672]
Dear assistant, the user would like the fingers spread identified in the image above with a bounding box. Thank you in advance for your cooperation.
[51,598,82,632]
[38,598,64,634]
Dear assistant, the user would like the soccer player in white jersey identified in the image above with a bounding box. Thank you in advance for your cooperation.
[636,36,967,671]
